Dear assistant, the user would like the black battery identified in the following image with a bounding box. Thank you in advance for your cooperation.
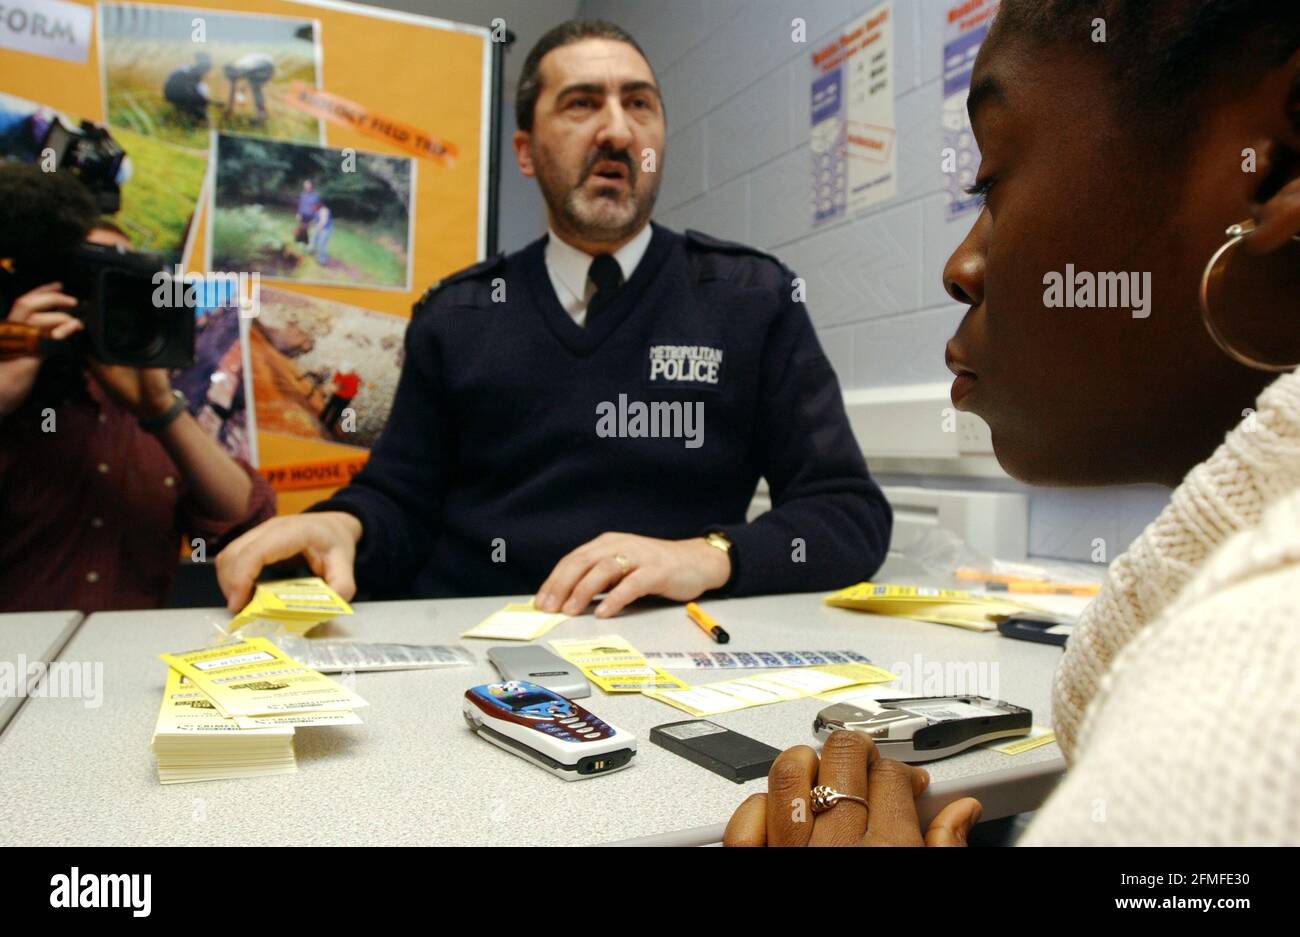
[649,719,782,783]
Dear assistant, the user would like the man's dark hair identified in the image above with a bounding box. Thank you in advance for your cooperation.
[0,163,98,264]
[996,0,1300,136]
[515,19,656,133]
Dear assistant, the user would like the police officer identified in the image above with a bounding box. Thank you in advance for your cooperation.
[217,19,892,618]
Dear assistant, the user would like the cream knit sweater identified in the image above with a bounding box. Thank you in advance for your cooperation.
[1022,369,1300,844]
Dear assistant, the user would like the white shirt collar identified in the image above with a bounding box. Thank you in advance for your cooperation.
[544,223,653,325]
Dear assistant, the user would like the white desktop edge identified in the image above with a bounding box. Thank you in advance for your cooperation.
[602,756,1066,846]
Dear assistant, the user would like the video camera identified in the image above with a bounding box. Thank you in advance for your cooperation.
[0,127,194,369]
[39,115,128,215]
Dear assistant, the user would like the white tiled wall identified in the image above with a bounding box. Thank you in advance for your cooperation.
[577,0,1168,562]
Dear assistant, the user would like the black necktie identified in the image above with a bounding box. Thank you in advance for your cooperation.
[585,254,623,324]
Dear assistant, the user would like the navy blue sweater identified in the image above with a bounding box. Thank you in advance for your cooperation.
[310,223,891,599]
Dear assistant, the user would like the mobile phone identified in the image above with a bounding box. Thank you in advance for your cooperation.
[487,645,590,699]
[463,680,635,780]
[813,695,1032,762]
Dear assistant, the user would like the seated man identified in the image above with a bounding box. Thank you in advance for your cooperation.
[216,20,892,618]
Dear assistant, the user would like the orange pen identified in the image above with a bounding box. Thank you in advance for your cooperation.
[686,602,729,644]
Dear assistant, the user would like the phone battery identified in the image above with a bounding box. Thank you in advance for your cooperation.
[650,720,781,783]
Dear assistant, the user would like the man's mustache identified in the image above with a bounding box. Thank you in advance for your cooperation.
[581,150,636,182]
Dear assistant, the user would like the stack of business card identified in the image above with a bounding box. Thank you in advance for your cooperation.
[150,636,368,784]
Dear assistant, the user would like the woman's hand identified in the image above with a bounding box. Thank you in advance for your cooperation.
[723,730,983,846]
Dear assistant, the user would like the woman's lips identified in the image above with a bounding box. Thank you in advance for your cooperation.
[950,372,977,405]
[945,341,978,406]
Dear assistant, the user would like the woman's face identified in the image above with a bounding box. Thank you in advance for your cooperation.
[942,28,1278,487]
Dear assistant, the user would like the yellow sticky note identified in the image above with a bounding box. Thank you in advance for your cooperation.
[462,601,569,640]
[159,637,368,719]
[991,726,1056,755]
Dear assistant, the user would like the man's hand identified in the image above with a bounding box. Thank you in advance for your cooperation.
[0,282,84,417]
[535,532,731,618]
[85,360,175,420]
[722,730,983,847]
[215,512,363,612]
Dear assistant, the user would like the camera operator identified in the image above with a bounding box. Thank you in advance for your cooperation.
[0,164,275,612]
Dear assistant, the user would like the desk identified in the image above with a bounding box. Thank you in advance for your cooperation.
[0,594,1066,846]
[0,610,84,737]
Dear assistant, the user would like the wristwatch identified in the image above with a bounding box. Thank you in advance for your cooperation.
[704,530,733,556]
[704,530,735,590]
[139,389,188,433]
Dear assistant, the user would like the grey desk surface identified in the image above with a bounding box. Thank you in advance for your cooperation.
[0,594,1068,846]
[0,610,84,737]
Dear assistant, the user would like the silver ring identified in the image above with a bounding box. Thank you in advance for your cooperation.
[810,784,868,815]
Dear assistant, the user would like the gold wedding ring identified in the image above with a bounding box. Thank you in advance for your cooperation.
[613,553,632,577]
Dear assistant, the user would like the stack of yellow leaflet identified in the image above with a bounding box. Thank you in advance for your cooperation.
[151,669,297,784]
[227,577,354,635]
[151,636,368,784]
[824,582,1045,631]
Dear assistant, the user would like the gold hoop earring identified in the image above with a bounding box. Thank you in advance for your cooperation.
[1199,220,1300,372]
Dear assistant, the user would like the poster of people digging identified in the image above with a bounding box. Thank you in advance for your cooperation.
[210,132,414,290]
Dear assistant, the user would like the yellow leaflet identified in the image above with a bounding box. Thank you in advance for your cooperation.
[824,582,1044,631]
[548,634,687,693]
[228,577,353,635]
[643,664,877,717]
[153,668,293,738]
[462,600,569,640]
[991,726,1056,755]
[813,662,898,685]
[159,636,368,718]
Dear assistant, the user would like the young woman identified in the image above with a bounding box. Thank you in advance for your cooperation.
[725,0,1300,846]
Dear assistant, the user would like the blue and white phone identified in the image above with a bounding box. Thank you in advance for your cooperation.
[462,680,636,780]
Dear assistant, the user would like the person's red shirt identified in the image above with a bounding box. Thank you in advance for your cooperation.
[332,370,360,399]
[0,376,275,612]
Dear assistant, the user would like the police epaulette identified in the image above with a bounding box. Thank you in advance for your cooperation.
[414,252,505,308]
[683,228,780,265]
